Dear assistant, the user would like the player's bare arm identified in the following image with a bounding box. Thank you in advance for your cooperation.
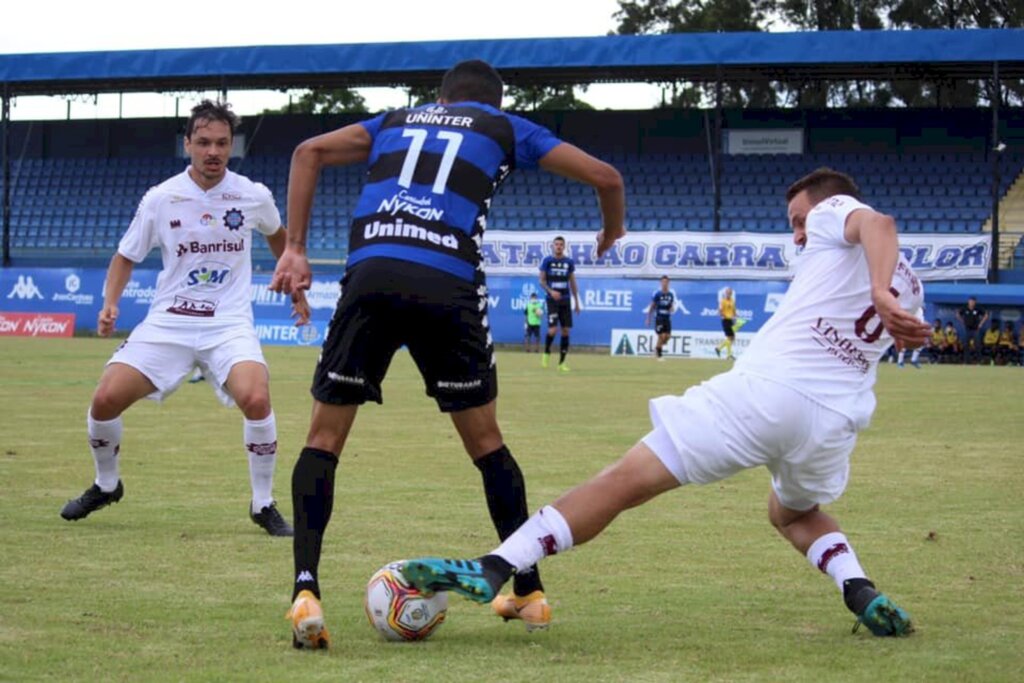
[538,142,625,257]
[266,227,311,325]
[272,124,373,295]
[97,253,135,337]
[569,272,581,314]
[844,208,931,347]
[540,271,560,301]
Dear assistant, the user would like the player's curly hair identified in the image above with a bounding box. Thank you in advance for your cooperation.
[440,60,504,108]
[786,167,861,202]
[186,100,239,139]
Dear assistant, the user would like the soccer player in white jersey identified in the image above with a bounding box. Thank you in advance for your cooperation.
[59,101,309,537]
[402,168,932,637]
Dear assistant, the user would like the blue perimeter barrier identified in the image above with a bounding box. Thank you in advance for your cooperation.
[4,267,1024,346]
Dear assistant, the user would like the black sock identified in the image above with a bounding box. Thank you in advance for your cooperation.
[656,346,663,358]
[474,446,543,596]
[478,553,516,591]
[544,334,555,354]
[291,447,338,600]
[559,336,570,364]
[842,577,877,615]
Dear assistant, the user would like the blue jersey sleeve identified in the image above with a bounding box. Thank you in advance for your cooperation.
[539,256,552,274]
[359,112,387,141]
[567,259,575,275]
[509,114,562,170]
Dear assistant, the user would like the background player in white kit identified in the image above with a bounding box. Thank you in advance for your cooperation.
[403,168,932,637]
[60,101,309,537]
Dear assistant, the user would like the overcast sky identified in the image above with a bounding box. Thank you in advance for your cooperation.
[1,0,670,118]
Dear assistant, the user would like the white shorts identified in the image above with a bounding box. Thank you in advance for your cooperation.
[641,370,857,511]
[108,319,267,407]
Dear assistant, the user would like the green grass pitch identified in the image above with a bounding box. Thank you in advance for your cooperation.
[0,338,1021,682]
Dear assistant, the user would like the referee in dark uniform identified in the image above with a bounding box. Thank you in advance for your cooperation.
[271,59,625,647]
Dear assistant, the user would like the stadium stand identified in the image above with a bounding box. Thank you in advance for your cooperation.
[2,109,1023,266]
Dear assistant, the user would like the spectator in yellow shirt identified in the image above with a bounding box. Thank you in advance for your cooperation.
[715,287,737,360]
[982,322,1001,364]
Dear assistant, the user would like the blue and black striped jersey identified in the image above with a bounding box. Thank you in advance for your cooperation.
[347,102,561,281]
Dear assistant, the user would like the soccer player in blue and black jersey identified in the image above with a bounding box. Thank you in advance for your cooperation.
[539,236,580,371]
[271,60,625,648]
[644,275,678,360]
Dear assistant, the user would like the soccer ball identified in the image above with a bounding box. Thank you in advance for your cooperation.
[365,561,448,642]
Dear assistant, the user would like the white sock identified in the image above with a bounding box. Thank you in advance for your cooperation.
[897,349,906,363]
[87,412,122,492]
[244,412,277,513]
[806,532,867,591]
[493,505,574,572]
[911,348,920,362]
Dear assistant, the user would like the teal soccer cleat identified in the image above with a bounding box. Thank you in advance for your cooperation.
[854,593,914,636]
[400,558,499,604]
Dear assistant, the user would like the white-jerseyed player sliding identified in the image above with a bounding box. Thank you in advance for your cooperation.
[60,100,309,537]
[402,167,932,637]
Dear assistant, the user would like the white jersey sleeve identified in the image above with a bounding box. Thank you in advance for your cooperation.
[251,182,282,237]
[118,188,162,263]
[803,194,871,252]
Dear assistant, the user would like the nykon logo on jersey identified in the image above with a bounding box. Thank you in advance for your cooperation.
[377,190,444,221]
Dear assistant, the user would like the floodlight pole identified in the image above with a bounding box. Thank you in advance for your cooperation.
[989,61,1001,284]
[2,81,10,267]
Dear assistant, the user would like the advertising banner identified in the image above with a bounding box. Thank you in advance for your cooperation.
[609,328,755,359]
[0,312,76,337]
[482,230,990,281]
[724,128,805,155]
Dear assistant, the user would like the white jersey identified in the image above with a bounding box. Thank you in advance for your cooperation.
[117,167,281,326]
[735,195,924,428]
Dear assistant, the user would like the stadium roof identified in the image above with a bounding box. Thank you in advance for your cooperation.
[1,29,1023,97]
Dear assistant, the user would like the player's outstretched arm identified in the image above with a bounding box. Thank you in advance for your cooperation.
[97,253,135,337]
[539,143,625,257]
[845,209,931,347]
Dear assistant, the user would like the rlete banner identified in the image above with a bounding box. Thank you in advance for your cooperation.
[482,230,990,281]
[610,328,755,360]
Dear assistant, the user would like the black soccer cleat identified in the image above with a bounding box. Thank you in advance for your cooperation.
[251,501,294,537]
[60,480,124,521]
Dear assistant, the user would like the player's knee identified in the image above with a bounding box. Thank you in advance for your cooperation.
[768,498,818,532]
[235,390,271,420]
[90,388,128,421]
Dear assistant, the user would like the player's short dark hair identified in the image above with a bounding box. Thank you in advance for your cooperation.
[553,235,565,243]
[660,275,669,281]
[440,60,504,108]
[530,292,537,298]
[186,100,239,139]
[785,167,861,203]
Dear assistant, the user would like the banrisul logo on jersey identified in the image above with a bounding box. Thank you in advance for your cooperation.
[223,208,245,231]
[186,261,232,292]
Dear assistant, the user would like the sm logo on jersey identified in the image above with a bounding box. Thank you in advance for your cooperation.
[186,262,232,291]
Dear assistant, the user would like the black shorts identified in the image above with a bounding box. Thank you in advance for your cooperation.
[655,316,672,335]
[546,299,573,329]
[721,318,735,338]
[525,324,541,338]
[312,259,496,413]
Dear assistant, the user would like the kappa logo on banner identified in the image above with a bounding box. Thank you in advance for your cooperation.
[0,312,75,337]
[6,275,44,300]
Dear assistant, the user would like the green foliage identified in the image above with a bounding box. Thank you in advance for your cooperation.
[613,0,1024,107]
[263,88,368,115]
[406,85,440,108]
[1,338,1023,681]
[507,85,595,111]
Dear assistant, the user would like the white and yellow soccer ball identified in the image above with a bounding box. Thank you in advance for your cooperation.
[365,561,448,642]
